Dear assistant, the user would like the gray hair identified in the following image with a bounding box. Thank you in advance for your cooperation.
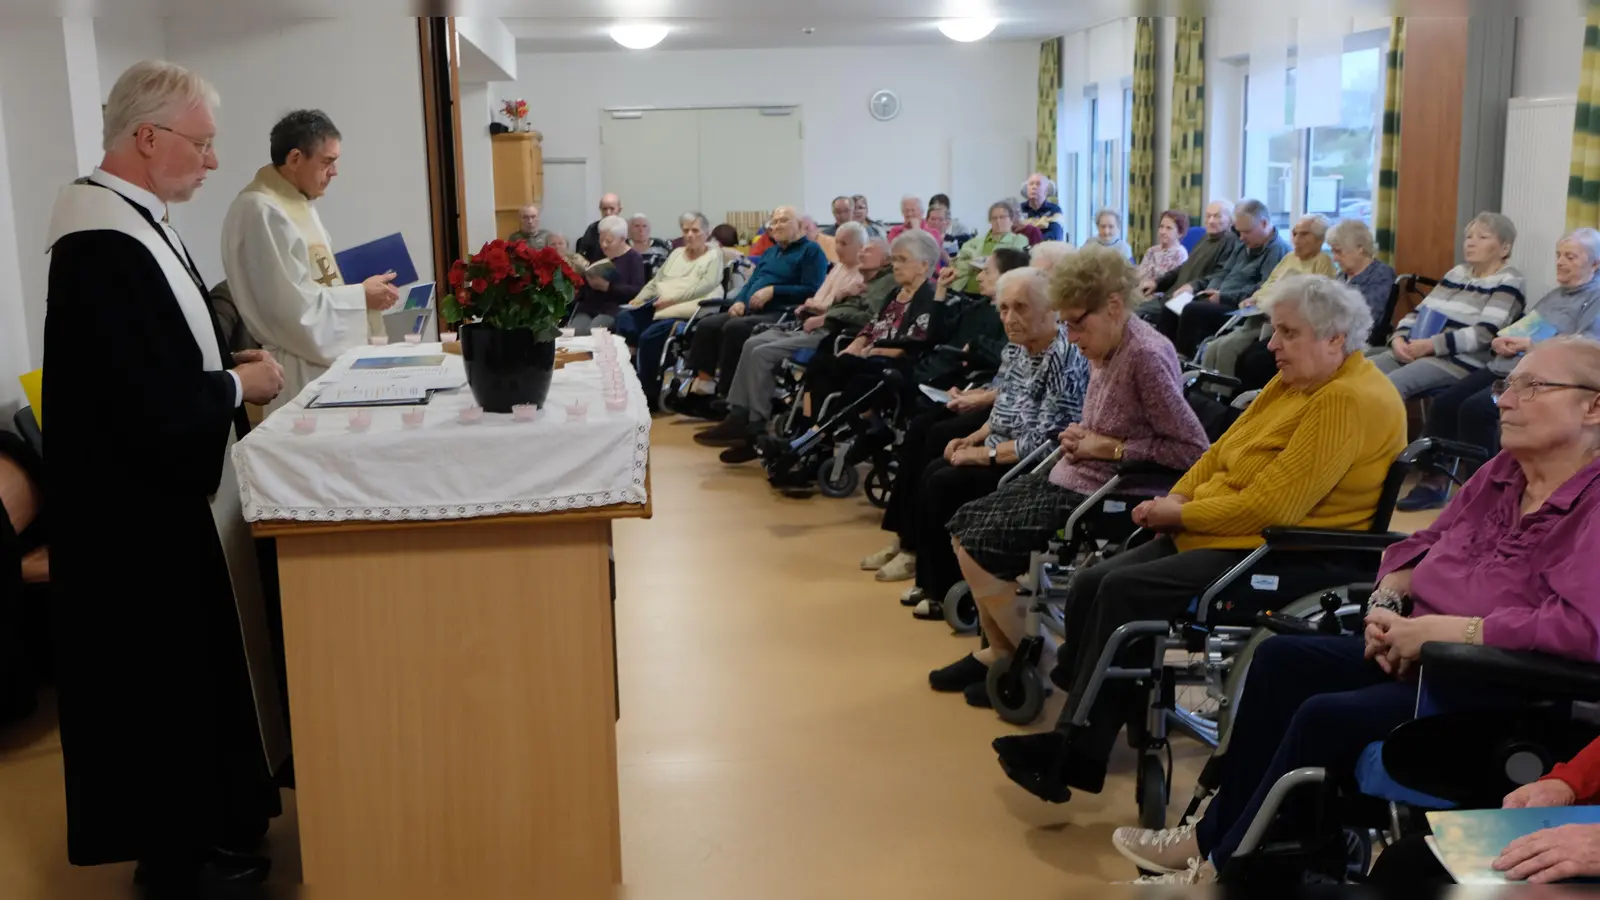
[1234,198,1270,227]
[1296,214,1330,240]
[1560,227,1600,264]
[864,234,890,254]
[679,211,710,232]
[1327,218,1377,258]
[890,228,940,268]
[103,60,219,152]
[1022,173,1055,197]
[835,220,868,245]
[1030,240,1074,272]
[1095,207,1123,229]
[597,215,628,241]
[1468,211,1517,251]
[270,109,341,166]
[989,198,1021,222]
[629,213,650,224]
[1259,274,1374,355]
[996,267,1052,311]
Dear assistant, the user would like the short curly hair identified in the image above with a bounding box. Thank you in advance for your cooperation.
[1049,243,1140,316]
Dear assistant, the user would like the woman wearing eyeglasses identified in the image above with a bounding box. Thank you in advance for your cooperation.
[1398,228,1600,511]
[1111,335,1600,886]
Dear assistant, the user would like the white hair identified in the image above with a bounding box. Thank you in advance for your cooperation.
[1022,173,1055,197]
[103,60,219,152]
[1296,214,1330,240]
[1260,274,1373,355]
[890,228,940,268]
[996,267,1052,310]
[628,213,649,224]
[598,215,629,241]
[1560,227,1600,265]
[901,195,924,211]
[679,211,710,232]
[835,220,868,245]
[1029,240,1074,272]
[1327,218,1377,257]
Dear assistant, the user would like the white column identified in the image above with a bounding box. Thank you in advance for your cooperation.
[63,17,103,177]
[459,82,497,250]
[0,83,31,416]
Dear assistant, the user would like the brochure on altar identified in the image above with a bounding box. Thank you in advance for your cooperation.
[1425,807,1600,884]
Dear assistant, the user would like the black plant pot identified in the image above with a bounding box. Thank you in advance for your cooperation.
[459,323,556,412]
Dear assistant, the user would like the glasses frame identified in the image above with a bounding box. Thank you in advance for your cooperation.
[147,123,215,156]
[1491,376,1600,403]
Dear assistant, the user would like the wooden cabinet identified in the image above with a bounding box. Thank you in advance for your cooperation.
[492,131,544,240]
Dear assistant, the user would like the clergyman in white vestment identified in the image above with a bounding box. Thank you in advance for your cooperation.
[220,109,399,412]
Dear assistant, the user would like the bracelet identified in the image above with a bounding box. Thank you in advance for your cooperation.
[1465,616,1483,646]
[1368,588,1405,615]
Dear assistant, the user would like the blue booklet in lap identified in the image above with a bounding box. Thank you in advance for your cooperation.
[1409,306,1454,341]
[1502,311,1561,343]
[336,232,419,288]
[1425,807,1600,884]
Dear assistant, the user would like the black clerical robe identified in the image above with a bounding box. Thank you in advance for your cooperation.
[43,182,282,865]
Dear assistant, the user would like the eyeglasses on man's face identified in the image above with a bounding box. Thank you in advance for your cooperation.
[149,123,214,156]
[1492,375,1600,404]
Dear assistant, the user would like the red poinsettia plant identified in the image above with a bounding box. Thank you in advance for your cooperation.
[500,98,529,123]
[441,239,581,339]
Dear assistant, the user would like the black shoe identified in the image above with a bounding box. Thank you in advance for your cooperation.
[929,654,988,693]
[695,417,749,447]
[134,847,271,886]
[900,587,925,608]
[911,598,943,620]
[963,680,993,708]
[719,443,759,465]
[677,393,725,421]
[993,732,1073,803]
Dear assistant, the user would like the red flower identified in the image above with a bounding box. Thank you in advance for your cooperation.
[484,247,512,281]
[447,259,466,289]
[471,277,487,294]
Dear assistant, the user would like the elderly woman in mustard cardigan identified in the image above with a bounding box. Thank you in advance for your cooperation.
[990,274,1408,803]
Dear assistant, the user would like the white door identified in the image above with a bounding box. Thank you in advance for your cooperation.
[541,158,590,248]
[695,107,804,226]
[600,110,703,236]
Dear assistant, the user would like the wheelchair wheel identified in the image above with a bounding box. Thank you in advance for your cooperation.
[1137,752,1168,830]
[986,654,1045,726]
[816,459,860,498]
[1341,827,1373,880]
[863,464,893,509]
[943,581,979,635]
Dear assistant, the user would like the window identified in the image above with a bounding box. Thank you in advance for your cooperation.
[1085,94,1099,244]
[1240,44,1384,231]
[1082,86,1131,245]
[1121,86,1134,230]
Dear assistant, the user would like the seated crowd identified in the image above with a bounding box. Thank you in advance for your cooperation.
[542,181,1600,884]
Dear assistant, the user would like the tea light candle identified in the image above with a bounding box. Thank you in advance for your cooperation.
[604,394,628,412]
[565,400,588,421]
[559,327,576,339]
[347,411,372,432]
[401,408,426,427]
[292,414,318,435]
[457,405,484,425]
[440,331,457,343]
[591,327,610,339]
[512,403,540,422]
[369,336,389,346]
[403,333,422,344]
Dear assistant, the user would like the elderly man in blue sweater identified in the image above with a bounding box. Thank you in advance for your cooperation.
[684,205,829,402]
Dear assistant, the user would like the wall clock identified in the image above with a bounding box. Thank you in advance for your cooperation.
[869,90,900,122]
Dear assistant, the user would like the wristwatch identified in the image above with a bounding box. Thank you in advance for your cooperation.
[1112,441,1125,462]
[988,446,998,466]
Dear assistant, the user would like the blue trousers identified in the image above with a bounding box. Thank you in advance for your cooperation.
[1196,636,1417,868]
[612,305,652,344]
[635,317,681,409]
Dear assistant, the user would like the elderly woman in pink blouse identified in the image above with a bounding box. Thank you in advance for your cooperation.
[1109,335,1600,886]
[1136,210,1191,296]
[930,245,1210,701]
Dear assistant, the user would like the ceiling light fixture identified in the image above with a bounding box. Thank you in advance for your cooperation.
[937,18,998,42]
[609,23,668,50]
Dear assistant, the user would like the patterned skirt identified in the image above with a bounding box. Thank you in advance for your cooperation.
[946,471,1087,579]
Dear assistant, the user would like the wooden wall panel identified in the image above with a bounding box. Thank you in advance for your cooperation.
[1394,17,1470,283]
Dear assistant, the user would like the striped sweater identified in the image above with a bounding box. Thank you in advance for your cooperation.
[1393,264,1526,364]
[1172,352,1408,552]
[986,326,1090,458]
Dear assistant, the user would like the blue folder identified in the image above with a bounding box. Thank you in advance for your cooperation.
[335,232,419,287]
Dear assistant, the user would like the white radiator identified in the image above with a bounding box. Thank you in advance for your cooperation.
[1501,96,1576,303]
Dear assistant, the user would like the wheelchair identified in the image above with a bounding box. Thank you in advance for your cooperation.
[1211,640,1600,886]
[997,438,1487,834]
[654,256,755,412]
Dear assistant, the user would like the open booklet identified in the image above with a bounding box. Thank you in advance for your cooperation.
[1425,807,1600,884]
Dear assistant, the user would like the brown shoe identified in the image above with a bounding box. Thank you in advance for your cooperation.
[693,418,748,447]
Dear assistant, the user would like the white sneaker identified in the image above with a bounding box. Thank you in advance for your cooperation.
[860,544,899,571]
[874,552,917,582]
[1112,822,1201,874]
[689,379,716,396]
[1122,857,1216,885]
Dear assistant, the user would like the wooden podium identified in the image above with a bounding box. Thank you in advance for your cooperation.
[254,494,648,889]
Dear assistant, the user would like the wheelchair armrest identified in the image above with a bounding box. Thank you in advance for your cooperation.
[1419,642,1600,700]
[930,344,971,359]
[872,338,924,351]
[1260,527,1408,553]
[697,298,738,309]
[1431,438,1493,466]
[1185,368,1242,393]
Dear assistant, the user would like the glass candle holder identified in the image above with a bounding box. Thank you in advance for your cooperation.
[369,336,389,346]
[440,331,457,343]
[604,394,628,412]
[401,408,426,427]
[512,403,540,422]
[564,400,589,421]
[457,405,484,425]
[347,411,372,432]
[403,333,422,344]
[292,414,318,435]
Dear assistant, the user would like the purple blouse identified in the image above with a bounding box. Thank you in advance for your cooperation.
[1379,452,1600,661]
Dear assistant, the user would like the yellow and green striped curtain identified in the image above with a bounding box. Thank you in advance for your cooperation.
[1375,19,1406,265]
[1567,5,1600,230]
[1168,18,1206,221]
[1036,37,1061,196]
[1128,18,1157,259]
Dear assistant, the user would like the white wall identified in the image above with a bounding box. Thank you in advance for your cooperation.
[510,42,1037,234]
[459,83,498,250]
[1514,16,1585,98]
[0,82,30,417]
[161,18,433,288]
[95,16,167,101]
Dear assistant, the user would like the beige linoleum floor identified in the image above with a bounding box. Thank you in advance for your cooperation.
[0,419,1440,898]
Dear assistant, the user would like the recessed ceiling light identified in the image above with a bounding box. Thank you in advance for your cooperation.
[610,23,668,50]
[802,27,816,34]
[938,18,998,42]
